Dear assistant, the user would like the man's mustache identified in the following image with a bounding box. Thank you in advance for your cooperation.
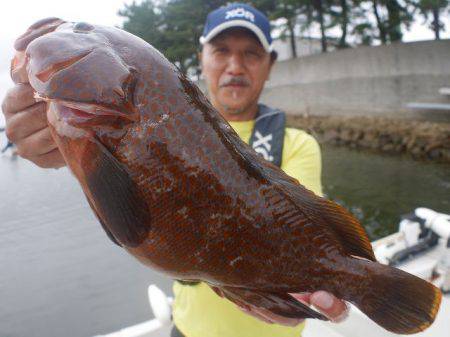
[219,76,250,87]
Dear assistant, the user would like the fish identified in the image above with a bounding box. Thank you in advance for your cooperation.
[12,18,441,334]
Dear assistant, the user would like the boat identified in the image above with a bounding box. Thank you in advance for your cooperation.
[93,208,450,337]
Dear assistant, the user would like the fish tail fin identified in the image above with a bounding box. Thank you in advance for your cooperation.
[352,258,441,334]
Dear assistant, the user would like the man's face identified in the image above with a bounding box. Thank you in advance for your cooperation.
[200,28,273,118]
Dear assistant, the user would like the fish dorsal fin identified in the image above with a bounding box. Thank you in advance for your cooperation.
[79,138,151,248]
[313,195,375,261]
[277,176,376,261]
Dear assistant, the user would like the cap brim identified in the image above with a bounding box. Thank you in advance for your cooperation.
[200,20,272,52]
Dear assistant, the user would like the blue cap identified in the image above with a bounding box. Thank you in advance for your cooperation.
[200,3,272,52]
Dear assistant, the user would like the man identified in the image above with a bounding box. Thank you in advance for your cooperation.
[170,4,348,337]
[2,3,348,337]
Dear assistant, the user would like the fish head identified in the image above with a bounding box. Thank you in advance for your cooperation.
[20,21,167,247]
[26,21,140,135]
[23,21,156,193]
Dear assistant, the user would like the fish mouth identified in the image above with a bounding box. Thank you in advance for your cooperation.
[35,50,93,83]
[46,100,139,126]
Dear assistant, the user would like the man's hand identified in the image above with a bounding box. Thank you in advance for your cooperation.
[239,291,349,327]
[2,17,66,169]
[2,83,65,168]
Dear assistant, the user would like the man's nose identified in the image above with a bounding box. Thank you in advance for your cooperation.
[226,53,245,75]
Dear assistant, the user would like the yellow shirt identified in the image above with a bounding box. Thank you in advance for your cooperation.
[172,120,323,337]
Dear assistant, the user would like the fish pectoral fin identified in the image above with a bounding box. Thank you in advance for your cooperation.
[82,138,150,248]
[85,196,122,247]
[214,286,328,321]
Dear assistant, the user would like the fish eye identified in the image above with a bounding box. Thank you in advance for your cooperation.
[73,22,94,33]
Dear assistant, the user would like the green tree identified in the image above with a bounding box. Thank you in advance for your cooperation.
[119,1,165,47]
[372,0,414,43]
[161,0,227,73]
[371,0,388,43]
[416,0,449,39]
[119,0,443,69]
[119,0,227,74]
[338,0,350,47]
[253,0,302,57]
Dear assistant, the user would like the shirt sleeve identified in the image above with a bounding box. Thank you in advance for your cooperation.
[281,128,323,196]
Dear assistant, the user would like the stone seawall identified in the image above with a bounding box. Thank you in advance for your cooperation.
[287,115,450,163]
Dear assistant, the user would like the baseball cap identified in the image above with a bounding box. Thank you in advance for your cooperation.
[200,3,273,52]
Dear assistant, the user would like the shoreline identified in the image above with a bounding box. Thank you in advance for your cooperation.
[287,115,450,164]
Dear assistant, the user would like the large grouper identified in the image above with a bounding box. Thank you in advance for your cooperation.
[11,18,441,334]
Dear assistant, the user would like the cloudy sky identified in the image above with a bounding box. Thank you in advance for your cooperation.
[1,0,449,126]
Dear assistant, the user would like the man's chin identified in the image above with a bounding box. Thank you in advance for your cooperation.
[221,102,248,114]
[224,107,245,115]
[219,99,251,114]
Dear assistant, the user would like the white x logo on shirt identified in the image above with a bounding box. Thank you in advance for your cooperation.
[253,131,272,151]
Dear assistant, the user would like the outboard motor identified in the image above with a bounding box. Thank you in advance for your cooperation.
[415,208,450,243]
[375,210,438,265]
[374,208,450,293]
[416,208,450,294]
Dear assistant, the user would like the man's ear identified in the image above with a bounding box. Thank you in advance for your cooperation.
[270,50,277,66]
[197,50,203,79]
[265,52,276,81]
[198,51,203,73]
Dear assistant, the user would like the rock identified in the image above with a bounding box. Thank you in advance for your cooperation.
[323,129,339,142]
[364,131,377,141]
[352,130,363,141]
[340,129,353,142]
[427,148,442,160]
[411,146,423,157]
[286,114,450,163]
[382,144,395,153]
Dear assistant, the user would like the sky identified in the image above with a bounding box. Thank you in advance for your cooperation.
[0,0,449,126]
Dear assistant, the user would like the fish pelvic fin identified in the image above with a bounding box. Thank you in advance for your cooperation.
[351,258,442,334]
[210,285,328,321]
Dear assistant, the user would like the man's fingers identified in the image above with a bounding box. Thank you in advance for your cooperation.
[15,127,58,159]
[237,291,348,326]
[28,148,66,169]
[250,307,303,327]
[14,18,65,51]
[11,51,29,84]
[2,84,36,116]
[238,306,274,324]
[238,304,304,327]
[289,292,311,305]
[5,102,47,142]
[310,291,349,323]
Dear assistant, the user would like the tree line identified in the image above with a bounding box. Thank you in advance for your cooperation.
[119,0,449,73]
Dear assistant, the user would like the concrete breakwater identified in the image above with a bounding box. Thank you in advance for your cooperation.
[287,115,450,163]
[261,40,450,121]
